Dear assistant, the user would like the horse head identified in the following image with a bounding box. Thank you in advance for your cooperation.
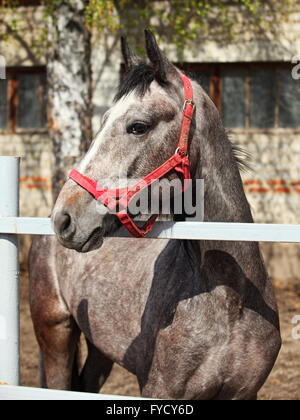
[52,30,217,251]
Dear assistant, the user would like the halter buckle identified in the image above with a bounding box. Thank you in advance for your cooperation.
[182,99,195,113]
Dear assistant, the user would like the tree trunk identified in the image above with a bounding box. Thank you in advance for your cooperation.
[47,0,92,201]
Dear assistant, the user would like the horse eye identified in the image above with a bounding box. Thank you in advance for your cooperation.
[127,122,150,136]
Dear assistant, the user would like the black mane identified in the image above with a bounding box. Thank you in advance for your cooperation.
[114,62,169,102]
[231,143,252,173]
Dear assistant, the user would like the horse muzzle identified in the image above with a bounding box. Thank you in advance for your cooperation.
[52,182,118,252]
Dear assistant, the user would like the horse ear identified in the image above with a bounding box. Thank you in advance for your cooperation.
[144,29,173,82]
[121,36,141,72]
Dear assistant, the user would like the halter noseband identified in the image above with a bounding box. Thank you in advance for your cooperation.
[69,72,195,238]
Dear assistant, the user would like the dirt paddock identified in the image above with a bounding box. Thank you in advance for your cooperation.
[20,270,300,400]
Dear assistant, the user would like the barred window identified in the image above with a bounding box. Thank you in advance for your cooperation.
[181,63,300,129]
[0,68,47,133]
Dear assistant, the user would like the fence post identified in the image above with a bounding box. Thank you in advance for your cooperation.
[0,156,20,385]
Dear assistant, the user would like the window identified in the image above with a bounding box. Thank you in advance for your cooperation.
[250,69,276,128]
[222,69,246,128]
[0,79,8,130]
[181,63,300,130]
[0,68,47,133]
[278,69,300,128]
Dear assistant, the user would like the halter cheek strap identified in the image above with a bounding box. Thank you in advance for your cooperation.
[69,72,195,238]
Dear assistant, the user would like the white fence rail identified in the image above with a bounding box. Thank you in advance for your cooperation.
[1,217,300,243]
[0,156,300,399]
[0,385,147,401]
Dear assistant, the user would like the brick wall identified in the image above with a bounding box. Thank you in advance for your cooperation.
[0,133,52,217]
[236,131,300,283]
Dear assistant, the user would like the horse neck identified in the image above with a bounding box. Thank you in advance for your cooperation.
[191,92,252,224]
[190,95,268,291]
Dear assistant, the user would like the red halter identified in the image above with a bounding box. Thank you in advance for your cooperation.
[69,72,195,238]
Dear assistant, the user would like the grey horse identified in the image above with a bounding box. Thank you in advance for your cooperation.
[29,30,281,400]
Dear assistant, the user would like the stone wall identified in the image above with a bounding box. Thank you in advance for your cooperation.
[0,133,52,217]
[235,130,300,283]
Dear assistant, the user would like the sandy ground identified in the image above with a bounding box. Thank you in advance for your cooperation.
[20,271,300,400]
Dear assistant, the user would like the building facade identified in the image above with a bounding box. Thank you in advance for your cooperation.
[0,1,300,278]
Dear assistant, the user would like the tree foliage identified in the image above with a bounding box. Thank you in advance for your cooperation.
[84,0,295,54]
[0,0,296,56]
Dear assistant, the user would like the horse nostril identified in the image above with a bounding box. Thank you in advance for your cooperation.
[61,213,71,232]
[54,212,74,239]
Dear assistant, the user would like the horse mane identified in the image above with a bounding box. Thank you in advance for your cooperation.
[115,65,252,174]
[114,62,170,102]
[230,143,253,174]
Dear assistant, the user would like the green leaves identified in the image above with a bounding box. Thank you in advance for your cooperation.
[85,0,120,34]
[0,0,295,59]
[83,0,293,58]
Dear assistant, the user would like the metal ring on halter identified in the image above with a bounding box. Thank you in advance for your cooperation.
[175,147,187,157]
